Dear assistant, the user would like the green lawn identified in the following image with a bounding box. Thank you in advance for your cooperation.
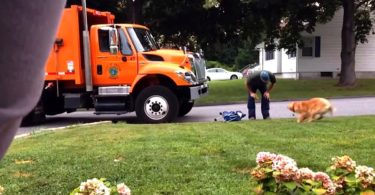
[196,79,375,105]
[1,116,375,194]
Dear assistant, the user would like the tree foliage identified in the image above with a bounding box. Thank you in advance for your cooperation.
[65,0,375,84]
[252,0,339,51]
[66,0,130,22]
[66,0,261,70]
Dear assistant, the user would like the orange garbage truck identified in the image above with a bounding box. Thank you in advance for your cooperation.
[23,5,208,124]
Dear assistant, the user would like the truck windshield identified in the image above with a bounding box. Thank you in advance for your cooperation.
[127,27,159,52]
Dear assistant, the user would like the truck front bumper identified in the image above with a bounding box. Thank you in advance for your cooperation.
[189,82,208,100]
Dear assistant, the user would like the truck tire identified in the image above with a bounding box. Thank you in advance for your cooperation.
[135,85,179,123]
[21,101,46,126]
[178,101,194,117]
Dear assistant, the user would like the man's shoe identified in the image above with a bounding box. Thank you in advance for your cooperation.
[249,117,256,120]
[263,117,271,120]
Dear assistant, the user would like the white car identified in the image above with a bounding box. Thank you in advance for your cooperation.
[206,68,243,81]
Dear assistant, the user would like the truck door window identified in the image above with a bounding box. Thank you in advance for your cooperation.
[118,28,132,55]
[98,29,110,52]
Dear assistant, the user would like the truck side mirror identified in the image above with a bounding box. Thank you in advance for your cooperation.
[199,49,204,57]
[109,28,119,54]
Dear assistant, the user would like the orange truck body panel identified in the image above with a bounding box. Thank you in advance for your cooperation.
[45,6,114,85]
[44,7,191,88]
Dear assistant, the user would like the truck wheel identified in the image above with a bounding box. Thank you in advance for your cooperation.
[21,101,46,126]
[135,86,179,123]
[178,101,194,117]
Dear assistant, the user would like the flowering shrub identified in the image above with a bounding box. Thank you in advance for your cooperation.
[251,152,335,194]
[327,155,375,194]
[251,152,375,195]
[70,178,131,195]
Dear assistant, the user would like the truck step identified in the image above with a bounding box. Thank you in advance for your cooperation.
[94,111,128,115]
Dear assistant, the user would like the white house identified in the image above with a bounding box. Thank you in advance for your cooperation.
[256,9,375,79]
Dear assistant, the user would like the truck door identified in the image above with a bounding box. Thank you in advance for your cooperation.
[92,27,137,86]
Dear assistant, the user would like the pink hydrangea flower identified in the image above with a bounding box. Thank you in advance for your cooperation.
[314,172,336,195]
[272,154,297,171]
[294,167,315,182]
[271,154,298,182]
[117,183,131,195]
[256,152,277,166]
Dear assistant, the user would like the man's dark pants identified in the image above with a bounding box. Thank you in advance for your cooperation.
[247,85,270,119]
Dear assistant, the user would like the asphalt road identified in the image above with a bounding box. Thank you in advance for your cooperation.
[18,97,375,136]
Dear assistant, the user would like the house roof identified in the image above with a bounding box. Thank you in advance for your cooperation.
[255,42,264,49]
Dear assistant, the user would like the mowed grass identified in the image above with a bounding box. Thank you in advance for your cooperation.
[196,79,375,105]
[1,116,375,194]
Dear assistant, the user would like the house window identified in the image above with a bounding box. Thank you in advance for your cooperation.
[301,37,314,57]
[265,50,274,60]
[301,36,321,57]
[287,50,297,58]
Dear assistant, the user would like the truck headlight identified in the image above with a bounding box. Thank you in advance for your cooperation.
[176,70,197,84]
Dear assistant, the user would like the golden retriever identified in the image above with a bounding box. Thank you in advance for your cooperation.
[287,98,333,123]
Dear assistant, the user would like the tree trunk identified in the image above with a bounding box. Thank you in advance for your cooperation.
[338,0,356,86]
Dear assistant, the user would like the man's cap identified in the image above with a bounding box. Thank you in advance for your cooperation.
[260,70,270,82]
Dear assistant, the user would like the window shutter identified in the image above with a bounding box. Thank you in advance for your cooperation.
[315,36,321,57]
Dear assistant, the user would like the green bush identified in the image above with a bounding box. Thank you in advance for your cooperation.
[206,61,235,71]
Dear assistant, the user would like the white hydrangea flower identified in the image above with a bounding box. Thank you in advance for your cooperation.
[355,165,375,188]
[78,178,110,195]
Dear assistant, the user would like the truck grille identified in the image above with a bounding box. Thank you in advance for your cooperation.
[189,53,206,83]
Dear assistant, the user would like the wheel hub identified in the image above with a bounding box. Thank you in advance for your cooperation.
[144,95,169,120]
[151,103,161,112]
